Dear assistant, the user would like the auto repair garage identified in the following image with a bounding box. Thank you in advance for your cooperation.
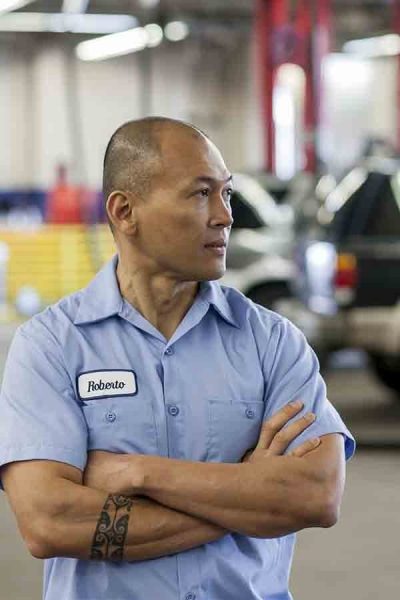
[0,1,399,599]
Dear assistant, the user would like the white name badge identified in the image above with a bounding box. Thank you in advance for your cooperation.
[77,370,137,400]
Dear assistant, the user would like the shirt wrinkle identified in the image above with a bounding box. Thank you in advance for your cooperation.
[261,320,284,400]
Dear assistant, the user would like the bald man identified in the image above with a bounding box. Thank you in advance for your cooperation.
[0,117,355,600]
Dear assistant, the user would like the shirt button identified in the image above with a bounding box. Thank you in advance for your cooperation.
[105,411,116,423]
[165,347,174,355]
[168,404,180,417]
[245,408,255,419]
[185,594,196,600]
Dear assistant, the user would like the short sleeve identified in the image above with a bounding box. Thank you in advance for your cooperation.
[262,317,356,460]
[0,323,88,489]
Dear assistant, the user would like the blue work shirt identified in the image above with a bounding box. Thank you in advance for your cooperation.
[0,255,355,600]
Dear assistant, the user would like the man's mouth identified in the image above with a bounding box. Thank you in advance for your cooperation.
[204,240,227,256]
[204,240,227,249]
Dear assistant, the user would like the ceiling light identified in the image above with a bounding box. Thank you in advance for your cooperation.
[164,20,189,42]
[76,27,149,61]
[144,23,163,47]
[138,0,160,8]
[62,0,90,14]
[0,12,137,33]
[0,0,35,15]
[343,34,400,58]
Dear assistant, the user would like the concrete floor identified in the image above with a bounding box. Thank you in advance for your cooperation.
[291,449,400,599]
[0,325,399,599]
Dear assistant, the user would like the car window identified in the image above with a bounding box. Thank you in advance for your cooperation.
[230,192,264,229]
[328,172,397,240]
[325,183,365,240]
[362,177,400,237]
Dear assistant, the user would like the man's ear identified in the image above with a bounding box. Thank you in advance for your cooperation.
[106,190,137,234]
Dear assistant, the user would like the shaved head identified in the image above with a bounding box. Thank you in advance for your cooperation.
[103,116,232,282]
[103,117,208,205]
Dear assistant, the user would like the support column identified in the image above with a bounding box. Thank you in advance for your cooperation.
[255,0,289,172]
[296,0,316,172]
[255,0,332,174]
[391,0,400,153]
[313,0,333,171]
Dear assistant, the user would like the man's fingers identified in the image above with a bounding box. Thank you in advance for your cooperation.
[288,437,321,457]
[267,412,316,456]
[256,400,304,449]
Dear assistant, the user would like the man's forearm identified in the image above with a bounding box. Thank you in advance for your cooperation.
[6,471,227,562]
[134,455,329,538]
[88,492,228,562]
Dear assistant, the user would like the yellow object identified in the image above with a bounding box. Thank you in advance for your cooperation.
[336,253,357,271]
[0,225,115,307]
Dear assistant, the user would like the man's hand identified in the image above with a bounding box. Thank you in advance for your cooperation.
[85,401,319,494]
[241,400,320,463]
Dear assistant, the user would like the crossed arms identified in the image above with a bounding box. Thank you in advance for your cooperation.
[2,401,345,562]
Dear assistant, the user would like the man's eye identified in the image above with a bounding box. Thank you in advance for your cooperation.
[224,188,233,200]
[197,188,210,198]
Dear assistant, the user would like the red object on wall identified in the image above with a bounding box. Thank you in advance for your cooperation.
[47,164,81,224]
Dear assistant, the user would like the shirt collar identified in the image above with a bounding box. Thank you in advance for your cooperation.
[74,254,240,328]
[197,280,240,328]
[74,255,123,325]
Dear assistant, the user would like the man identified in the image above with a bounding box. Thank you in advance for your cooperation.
[0,117,355,600]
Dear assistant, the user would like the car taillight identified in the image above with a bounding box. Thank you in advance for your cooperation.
[334,253,357,306]
[335,253,358,288]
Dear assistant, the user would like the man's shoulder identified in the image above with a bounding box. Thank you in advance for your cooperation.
[217,282,285,332]
[17,288,85,345]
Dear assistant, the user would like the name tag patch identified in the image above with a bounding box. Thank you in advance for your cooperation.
[77,370,137,400]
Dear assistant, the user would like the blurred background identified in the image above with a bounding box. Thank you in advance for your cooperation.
[0,0,399,598]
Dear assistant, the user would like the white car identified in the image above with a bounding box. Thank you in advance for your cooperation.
[222,174,295,308]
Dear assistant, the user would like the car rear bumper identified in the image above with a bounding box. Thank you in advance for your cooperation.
[275,299,400,356]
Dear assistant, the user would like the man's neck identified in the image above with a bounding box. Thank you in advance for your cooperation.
[116,259,199,341]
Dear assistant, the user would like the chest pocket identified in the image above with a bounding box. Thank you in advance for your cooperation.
[206,399,264,463]
[82,397,158,455]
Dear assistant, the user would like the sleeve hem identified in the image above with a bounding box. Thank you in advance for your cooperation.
[0,445,86,491]
[301,427,356,461]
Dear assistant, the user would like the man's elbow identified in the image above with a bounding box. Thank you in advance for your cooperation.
[22,516,59,559]
[315,499,340,528]
[27,536,54,560]
[310,483,343,529]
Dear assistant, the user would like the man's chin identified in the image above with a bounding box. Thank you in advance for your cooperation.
[195,266,226,282]
[177,260,226,283]
[207,272,225,282]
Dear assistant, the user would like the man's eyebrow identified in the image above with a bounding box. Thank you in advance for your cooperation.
[193,175,233,185]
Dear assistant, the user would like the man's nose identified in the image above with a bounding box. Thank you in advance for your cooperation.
[209,194,233,228]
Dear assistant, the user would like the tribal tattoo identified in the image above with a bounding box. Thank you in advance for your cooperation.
[90,495,133,561]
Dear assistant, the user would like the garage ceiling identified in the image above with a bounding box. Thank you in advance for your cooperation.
[9,0,395,48]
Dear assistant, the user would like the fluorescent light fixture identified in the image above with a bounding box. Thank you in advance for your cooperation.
[343,34,400,58]
[138,0,160,8]
[62,0,90,14]
[144,23,163,48]
[76,27,150,61]
[0,12,137,33]
[0,0,34,15]
[164,20,189,42]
